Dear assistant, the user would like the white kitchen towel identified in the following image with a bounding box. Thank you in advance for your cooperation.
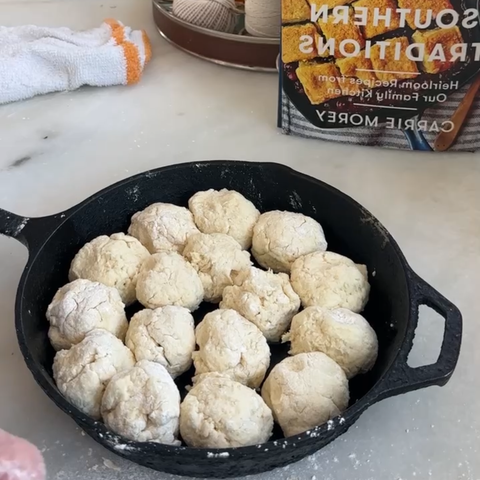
[0,19,152,105]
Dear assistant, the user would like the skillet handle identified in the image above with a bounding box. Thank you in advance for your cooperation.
[0,208,30,247]
[376,271,462,401]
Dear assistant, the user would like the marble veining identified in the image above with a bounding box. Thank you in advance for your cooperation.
[8,155,32,169]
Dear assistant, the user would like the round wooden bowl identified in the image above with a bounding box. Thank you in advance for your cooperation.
[152,0,279,72]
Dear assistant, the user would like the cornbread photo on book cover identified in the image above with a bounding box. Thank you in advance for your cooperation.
[279,0,480,152]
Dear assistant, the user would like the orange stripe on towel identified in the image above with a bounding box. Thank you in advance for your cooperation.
[143,30,152,64]
[123,41,142,85]
[105,18,124,45]
[104,18,142,85]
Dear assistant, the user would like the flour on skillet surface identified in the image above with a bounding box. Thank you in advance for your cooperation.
[289,191,302,210]
[206,452,230,458]
[2,214,29,237]
[126,185,140,202]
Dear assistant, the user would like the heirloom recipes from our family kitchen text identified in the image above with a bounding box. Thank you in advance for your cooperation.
[279,0,480,150]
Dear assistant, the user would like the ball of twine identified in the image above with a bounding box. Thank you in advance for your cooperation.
[172,0,238,34]
[245,0,281,38]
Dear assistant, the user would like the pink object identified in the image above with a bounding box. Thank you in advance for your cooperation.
[0,429,45,480]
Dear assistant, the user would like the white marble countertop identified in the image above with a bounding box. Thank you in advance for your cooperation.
[1,1,479,479]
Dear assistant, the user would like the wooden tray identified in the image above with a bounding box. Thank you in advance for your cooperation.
[152,0,279,71]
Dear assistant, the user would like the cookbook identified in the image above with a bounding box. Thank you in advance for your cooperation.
[278,0,480,151]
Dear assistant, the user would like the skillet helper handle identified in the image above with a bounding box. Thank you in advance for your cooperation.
[378,272,462,400]
[434,75,480,152]
[0,208,30,246]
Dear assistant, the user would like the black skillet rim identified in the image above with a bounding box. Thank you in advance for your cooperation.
[14,160,416,458]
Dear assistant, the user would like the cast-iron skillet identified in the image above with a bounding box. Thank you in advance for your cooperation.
[0,161,462,478]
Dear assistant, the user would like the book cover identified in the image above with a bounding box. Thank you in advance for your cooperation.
[278,0,480,151]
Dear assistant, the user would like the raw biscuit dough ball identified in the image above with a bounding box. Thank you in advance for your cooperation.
[101,360,181,445]
[285,307,378,379]
[290,251,370,312]
[126,306,195,378]
[188,189,260,249]
[252,211,327,273]
[183,233,252,303]
[128,203,199,254]
[261,352,349,437]
[220,267,300,342]
[136,252,204,311]
[46,279,128,351]
[69,233,150,306]
[53,329,135,420]
[190,371,232,387]
[192,309,270,388]
[180,374,273,448]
